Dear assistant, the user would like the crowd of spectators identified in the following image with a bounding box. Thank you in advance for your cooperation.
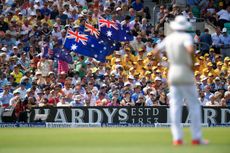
[0,0,229,116]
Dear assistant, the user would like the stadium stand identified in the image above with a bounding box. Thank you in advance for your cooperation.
[0,0,229,122]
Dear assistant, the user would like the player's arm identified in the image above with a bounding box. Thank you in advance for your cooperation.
[184,37,195,71]
[152,39,166,58]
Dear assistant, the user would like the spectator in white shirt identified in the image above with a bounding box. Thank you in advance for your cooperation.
[216,5,230,29]
[211,27,222,54]
[57,96,70,107]
[206,94,220,106]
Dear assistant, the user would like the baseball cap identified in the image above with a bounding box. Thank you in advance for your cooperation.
[116,7,122,11]
[13,46,18,49]
[124,82,131,86]
[155,77,162,81]
[1,47,7,52]
[222,28,227,33]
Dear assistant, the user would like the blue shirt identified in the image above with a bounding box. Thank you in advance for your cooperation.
[200,33,212,51]
[220,34,230,47]
[70,101,84,107]
[131,1,143,11]
[131,91,144,103]
[211,33,222,47]
[0,92,13,105]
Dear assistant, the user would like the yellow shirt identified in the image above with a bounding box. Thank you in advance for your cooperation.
[41,19,53,27]
[11,71,23,84]
[87,18,98,26]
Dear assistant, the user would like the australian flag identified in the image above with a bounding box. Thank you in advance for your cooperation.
[98,16,134,42]
[43,45,73,64]
[84,23,120,56]
[63,29,112,62]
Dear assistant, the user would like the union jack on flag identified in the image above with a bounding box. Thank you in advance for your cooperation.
[67,30,88,45]
[98,16,118,30]
[85,23,100,38]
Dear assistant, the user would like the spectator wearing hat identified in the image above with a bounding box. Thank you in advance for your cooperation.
[57,96,71,107]
[214,77,225,91]
[145,91,158,106]
[35,71,46,86]
[220,28,230,59]
[131,82,143,103]
[9,90,21,107]
[13,82,27,100]
[0,83,13,108]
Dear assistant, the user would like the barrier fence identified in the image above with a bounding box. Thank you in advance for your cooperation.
[1,106,230,128]
[29,106,230,124]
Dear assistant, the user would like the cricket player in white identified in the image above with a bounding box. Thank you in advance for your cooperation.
[153,16,208,145]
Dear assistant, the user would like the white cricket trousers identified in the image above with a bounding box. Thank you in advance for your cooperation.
[169,84,202,141]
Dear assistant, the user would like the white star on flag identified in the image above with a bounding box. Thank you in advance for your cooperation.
[103,47,107,50]
[91,44,95,47]
[124,37,127,40]
[71,44,77,51]
[94,54,98,58]
[106,30,112,37]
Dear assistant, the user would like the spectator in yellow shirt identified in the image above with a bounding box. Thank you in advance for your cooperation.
[215,62,223,76]
[207,62,217,77]
[41,14,53,27]
[10,65,23,85]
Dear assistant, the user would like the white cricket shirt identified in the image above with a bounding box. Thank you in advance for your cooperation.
[157,31,194,84]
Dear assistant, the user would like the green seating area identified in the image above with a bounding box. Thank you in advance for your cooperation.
[224,23,230,34]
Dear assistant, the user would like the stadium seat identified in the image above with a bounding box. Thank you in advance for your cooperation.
[224,23,230,34]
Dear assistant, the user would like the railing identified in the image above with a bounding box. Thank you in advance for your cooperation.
[194,42,211,51]
[164,18,205,36]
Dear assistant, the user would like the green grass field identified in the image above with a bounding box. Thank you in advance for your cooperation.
[0,128,229,153]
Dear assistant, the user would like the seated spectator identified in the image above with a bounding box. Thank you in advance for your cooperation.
[57,96,70,107]
[206,94,219,106]
[70,95,84,107]
[145,91,158,106]
[0,83,13,108]
[135,94,146,106]
[216,5,230,29]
